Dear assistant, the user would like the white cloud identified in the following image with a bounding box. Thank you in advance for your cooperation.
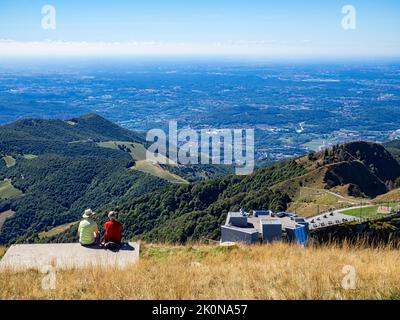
[0,40,398,57]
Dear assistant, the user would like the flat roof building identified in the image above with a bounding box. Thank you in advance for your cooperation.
[226,212,249,228]
[260,219,282,243]
[221,210,309,246]
[221,225,259,245]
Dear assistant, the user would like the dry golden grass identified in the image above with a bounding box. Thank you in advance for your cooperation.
[373,188,400,203]
[0,246,6,259]
[1,242,400,300]
[133,160,188,184]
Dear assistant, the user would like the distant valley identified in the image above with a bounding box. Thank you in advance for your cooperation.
[1,61,400,161]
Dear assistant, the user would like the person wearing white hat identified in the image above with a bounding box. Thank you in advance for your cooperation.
[78,208,100,246]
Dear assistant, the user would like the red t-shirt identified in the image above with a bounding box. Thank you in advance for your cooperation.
[104,220,123,244]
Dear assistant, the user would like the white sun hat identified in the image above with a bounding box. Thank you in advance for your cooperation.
[108,211,117,220]
[82,208,95,218]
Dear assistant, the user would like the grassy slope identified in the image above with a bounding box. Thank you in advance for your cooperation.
[97,141,149,161]
[0,243,400,300]
[2,156,16,168]
[38,221,79,239]
[132,161,188,184]
[22,154,38,160]
[0,180,23,200]
[0,210,15,230]
[272,162,363,217]
[341,206,381,218]
[288,186,366,217]
[274,142,400,217]
[373,188,400,202]
[383,140,400,160]
[97,141,188,184]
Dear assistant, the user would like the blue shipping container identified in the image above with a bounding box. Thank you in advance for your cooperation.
[253,210,273,216]
[286,225,308,247]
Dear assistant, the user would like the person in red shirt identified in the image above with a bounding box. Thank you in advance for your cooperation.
[103,211,123,250]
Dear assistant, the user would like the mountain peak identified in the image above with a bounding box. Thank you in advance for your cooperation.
[300,141,400,198]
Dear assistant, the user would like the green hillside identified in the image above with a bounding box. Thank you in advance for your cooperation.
[125,141,400,242]
[0,114,236,244]
[2,156,16,168]
[53,159,306,243]
[0,114,167,244]
[384,140,400,160]
[0,113,145,157]
[53,141,400,244]
[0,180,22,201]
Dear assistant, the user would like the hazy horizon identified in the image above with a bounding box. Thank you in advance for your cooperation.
[1,0,399,57]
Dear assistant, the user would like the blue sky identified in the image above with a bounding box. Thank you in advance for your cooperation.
[0,0,399,57]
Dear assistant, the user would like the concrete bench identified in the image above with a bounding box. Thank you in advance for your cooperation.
[0,242,140,271]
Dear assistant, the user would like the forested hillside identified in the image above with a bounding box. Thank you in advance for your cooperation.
[0,114,164,244]
[384,140,400,160]
[54,141,400,244]
[0,114,245,244]
[53,160,301,243]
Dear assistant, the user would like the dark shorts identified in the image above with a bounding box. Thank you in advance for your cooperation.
[103,241,121,250]
[80,239,100,247]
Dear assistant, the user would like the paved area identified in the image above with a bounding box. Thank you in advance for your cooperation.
[307,212,359,230]
[0,242,139,271]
